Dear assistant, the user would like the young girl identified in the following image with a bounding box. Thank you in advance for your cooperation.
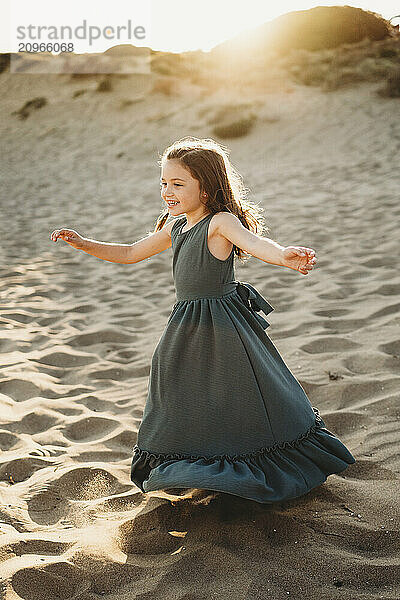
[50,136,355,504]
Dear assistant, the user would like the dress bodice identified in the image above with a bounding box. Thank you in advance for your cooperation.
[171,213,236,301]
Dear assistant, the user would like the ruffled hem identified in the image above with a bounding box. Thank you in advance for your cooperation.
[130,408,356,504]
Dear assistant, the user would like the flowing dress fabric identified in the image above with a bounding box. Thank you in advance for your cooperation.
[130,213,355,503]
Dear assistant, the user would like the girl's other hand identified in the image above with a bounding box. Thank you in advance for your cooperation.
[282,246,317,275]
[50,228,85,249]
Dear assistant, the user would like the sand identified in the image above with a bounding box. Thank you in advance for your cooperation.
[1,58,400,600]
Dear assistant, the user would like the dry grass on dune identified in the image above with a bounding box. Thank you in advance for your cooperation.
[279,37,400,93]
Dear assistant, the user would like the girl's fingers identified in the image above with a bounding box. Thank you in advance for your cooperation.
[51,229,70,242]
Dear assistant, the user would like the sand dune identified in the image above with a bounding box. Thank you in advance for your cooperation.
[1,38,400,599]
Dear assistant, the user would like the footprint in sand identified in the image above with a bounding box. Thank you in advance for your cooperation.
[301,336,360,353]
[64,416,119,442]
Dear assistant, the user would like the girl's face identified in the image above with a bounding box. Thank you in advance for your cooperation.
[160,159,206,216]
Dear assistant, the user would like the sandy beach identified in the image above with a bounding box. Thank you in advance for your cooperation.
[1,24,400,599]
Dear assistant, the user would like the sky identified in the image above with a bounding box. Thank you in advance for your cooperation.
[2,0,400,54]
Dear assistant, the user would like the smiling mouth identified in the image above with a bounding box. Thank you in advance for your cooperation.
[167,201,180,206]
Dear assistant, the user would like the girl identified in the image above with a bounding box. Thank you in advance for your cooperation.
[50,136,355,504]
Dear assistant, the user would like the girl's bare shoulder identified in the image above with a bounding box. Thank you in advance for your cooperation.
[209,211,240,233]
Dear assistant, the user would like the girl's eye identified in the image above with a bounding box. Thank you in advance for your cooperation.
[160,183,182,187]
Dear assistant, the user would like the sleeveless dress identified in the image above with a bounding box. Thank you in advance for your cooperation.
[130,213,356,504]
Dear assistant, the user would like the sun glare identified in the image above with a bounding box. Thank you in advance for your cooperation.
[149,0,400,54]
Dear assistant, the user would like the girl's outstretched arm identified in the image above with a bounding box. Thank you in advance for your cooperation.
[50,228,135,263]
[214,213,317,275]
[50,220,175,264]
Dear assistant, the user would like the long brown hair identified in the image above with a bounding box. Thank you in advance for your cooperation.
[154,136,269,262]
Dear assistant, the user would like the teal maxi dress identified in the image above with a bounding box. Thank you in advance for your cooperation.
[130,213,356,504]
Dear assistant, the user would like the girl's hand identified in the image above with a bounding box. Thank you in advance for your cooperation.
[282,246,317,275]
[50,228,85,250]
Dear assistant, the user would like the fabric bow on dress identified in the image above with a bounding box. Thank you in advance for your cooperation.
[235,281,274,330]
